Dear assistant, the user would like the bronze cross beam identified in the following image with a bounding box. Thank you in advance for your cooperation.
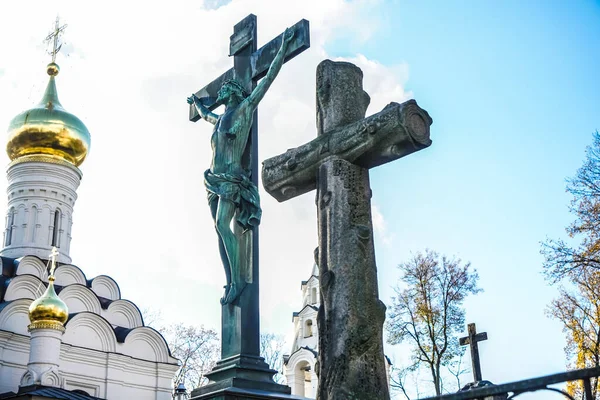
[460,322,488,382]
[188,16,310,120]
[262,60,432,400]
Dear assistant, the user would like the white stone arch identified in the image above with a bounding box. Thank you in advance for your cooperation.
[90,275,120,300]
[304,318,314,338]
[104,299,143,329]
[54,264,87,286]
[122,326,172,363]
[58,284,101,314]
[4,274,45,301]
[51,207,62,247]
[285,349,317,398]
[15,203,26,243]
[0,298,33,335]
[63,312,117,352]
[15,256,46,281]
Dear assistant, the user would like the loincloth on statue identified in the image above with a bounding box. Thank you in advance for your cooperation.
[204,169,262,230]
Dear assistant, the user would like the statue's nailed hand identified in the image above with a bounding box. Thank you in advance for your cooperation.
[283,27,295,46]
[187,94,197,105]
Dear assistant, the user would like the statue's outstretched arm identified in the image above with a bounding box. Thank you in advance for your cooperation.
[188,94,219,125]
[247,28,294,109]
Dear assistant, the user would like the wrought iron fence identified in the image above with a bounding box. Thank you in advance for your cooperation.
[421,367,600,400]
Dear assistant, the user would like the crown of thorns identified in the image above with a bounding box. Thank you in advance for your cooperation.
[222,79,249,98]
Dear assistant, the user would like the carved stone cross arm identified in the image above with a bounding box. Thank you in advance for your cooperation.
[262,99,433,202]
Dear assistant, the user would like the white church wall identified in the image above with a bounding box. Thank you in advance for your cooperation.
[0,331,28,394]
[0,327,178,399]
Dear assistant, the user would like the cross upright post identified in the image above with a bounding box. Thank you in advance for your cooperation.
[460,322,489,382]
[188,14,310,400]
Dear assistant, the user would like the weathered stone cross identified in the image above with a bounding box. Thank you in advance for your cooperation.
[460,322,489,382]
[262,60,433,399]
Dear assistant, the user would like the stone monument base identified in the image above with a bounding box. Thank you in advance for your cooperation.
[191,355,301,400]
[190,381,304,400]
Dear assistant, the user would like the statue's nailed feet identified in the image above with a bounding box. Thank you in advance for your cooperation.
[220,281,248,305]
[220,285,230,305]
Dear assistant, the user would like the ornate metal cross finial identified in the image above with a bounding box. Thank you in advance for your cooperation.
[45,16,68,63]
[49,246,59,277]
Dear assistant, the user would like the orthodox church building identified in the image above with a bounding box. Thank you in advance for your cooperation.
[282,263,320,398]
[0,42,179,398]
[283,263,392,398]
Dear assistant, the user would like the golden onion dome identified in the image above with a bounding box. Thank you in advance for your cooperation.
[6,62,91,167]
[28,276,68,326]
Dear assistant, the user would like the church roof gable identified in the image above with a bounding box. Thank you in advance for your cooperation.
[300,275,318,288]
[292,304,318,320]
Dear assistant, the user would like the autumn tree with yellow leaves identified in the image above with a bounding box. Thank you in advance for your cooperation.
[386,250,481,397]
[547,267,600,398]
[543,131,600,398]
[542,131,600,281]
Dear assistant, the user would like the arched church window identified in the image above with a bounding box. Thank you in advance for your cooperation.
[311,287,317,304]
[51,209,61,247]
[304,319,313,337]
[29,206,38,242]
[5,208,14,246]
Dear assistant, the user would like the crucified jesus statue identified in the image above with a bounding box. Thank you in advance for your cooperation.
[187,27,294,305]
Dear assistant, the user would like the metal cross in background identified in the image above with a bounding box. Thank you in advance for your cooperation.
[460,323,488,382]
[45,16,67,63]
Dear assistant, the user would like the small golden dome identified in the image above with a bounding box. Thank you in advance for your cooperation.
[28,276,68,326]
[6,63,91,167]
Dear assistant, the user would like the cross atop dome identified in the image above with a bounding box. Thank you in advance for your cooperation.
[45,16,67,67]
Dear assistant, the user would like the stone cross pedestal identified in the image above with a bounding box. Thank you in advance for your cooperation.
[262,60,433,400]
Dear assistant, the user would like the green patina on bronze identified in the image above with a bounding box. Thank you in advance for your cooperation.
[188,28,294,305]
[187,17,310,398]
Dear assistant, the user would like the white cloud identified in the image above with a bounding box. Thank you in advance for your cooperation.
[372,203,392,246]
[0,0,410,342]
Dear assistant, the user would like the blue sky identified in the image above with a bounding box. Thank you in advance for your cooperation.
[346,0,600,394]
[1,0,599,398]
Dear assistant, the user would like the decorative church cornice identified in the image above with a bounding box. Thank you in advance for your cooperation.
[7,154,83,176]
[292,304,319,320]
[300,274,318,288]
